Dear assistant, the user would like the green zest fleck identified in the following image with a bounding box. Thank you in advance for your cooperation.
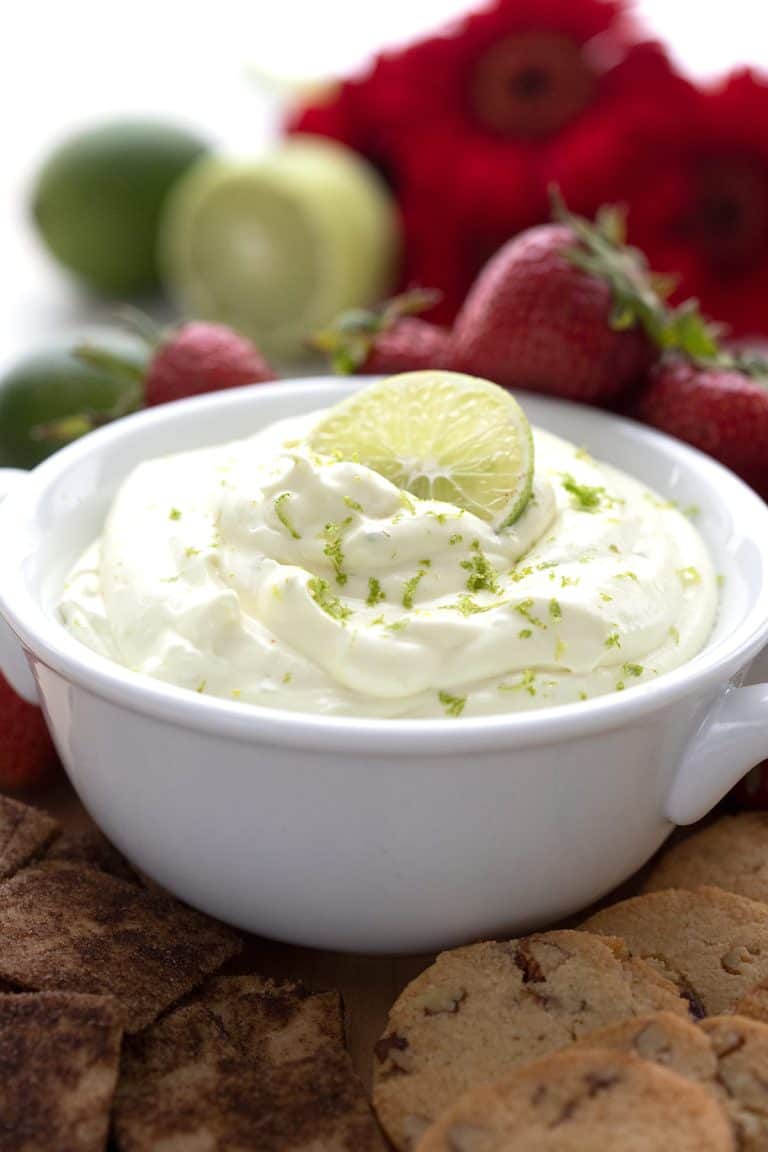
[677,566,702,587]
[561,474,608,512]
[196,680,206,693]
[445,594,503,617]
[609,544,620,554]
[323,517,352,585]
[438,690,467,718]
[510,565,533,583]
[185,546,200,558]
[308,576,352,622]
[555,637,567,661]
[282,671,292,684]
[370,615,385,627]
[615,680,626,692]
[599,591,613,602]
[343,496,364,513]
[669,625,680,646]
[169,507,182,521]
[560,575,579,588]
[683,504,701,519]
[499,669,537,696]
[366,577,385,607]
[449,533,463,546]
[549,598,562,620]
[274,492,301,540]
[461,540,501,594]
[402,561,430,609]
[387,618,409,632]
[616,571,639,582]
[427,510,448,524]
[518,628,533,639]
[579,691,589,701]
[515,598,546,629]
[623,662,644,678]
[605,631,621,649]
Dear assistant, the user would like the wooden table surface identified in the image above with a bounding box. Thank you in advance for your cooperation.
[38,776,431,1090]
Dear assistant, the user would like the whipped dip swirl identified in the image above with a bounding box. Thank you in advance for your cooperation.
[60,410,717,717]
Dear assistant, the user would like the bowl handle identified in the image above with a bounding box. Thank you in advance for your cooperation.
[0,469,39,704]
[666,683,768,825]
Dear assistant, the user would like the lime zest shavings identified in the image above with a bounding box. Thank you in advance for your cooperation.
[274,492,301,540]
[438,689,467,717]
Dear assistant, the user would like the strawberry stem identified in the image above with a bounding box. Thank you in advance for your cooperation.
[550,186,725,364]
[309,288,441,374]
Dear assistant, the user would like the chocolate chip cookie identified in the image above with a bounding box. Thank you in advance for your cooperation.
[700,1015,768,1151]
[570,1011,716,1081]
[372,930,688,1150]
[417,1048,733,1151]
[583,886,768,1015]
[644,814,768,904]
[572,1011,768,1151]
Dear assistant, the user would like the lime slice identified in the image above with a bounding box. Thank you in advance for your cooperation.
[159,137,399,358]
[309,371,535,528]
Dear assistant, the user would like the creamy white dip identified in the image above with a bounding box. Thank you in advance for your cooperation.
[59,410,717,717]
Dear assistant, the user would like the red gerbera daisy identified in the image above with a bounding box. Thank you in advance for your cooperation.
[613,70,768,339]
[286,0,690,321]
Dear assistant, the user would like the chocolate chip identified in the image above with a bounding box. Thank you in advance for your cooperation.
[374,1032,409,1063]
[585,1071,619,1098]
[514,941,546,984]
[679,980,707,1021]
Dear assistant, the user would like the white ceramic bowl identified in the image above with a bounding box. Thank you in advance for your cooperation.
[1,379,767,954]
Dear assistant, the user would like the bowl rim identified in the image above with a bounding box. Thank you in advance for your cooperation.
[1,377,768,755]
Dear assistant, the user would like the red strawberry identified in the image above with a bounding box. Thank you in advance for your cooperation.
[143,322,277,406]
[634,357,768,499]
[358,317,455,375]
[41,320,278,448]
[311,290,454,375]
[0,675,59,791]
[452,197,721,404]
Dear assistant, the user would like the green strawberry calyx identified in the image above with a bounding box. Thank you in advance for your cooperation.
[309,288,441,375]
[550,188,728,362]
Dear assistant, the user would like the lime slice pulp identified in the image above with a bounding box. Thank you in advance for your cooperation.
[309,371,535,528]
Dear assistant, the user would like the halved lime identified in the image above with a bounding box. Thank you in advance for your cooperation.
[309,371,535,528]
[159,137,399,358]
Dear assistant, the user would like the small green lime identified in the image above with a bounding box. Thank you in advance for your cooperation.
[31,120,209,295]
[0,335,148,468]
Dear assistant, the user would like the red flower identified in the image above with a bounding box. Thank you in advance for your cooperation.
[286,0,690,321]
[610,71,768,339]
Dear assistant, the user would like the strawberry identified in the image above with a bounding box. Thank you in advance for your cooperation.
[311,290,455,375]
[142,322,276,407]
[36,319,278,449]
[452,196,718,404]
[0,675,59,791]
[634,357,768,500]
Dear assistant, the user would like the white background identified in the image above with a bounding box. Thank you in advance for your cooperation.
[2,0,765,371]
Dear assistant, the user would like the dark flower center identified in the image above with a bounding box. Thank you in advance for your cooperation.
[470,33,597,138]
[683,157,768,273]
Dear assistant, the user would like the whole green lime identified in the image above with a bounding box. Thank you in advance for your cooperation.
[0,335,148,468]
[31,121,209,295]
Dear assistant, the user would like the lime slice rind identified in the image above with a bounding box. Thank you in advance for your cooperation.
[309,371,534,529]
